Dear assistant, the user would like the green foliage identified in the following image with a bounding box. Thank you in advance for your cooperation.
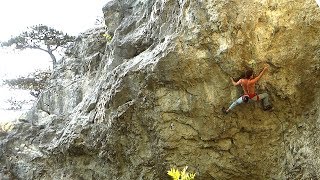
[102,33,112,42]
[167,166,196,180]
[3,70,51,98]
[1,24,75,50]
[4,98,32,110]
[0,24,75,67]
[93,16,112,43]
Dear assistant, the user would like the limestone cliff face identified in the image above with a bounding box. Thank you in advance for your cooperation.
[1,0,320,179]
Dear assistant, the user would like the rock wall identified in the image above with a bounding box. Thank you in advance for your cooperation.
[1,0,320,179]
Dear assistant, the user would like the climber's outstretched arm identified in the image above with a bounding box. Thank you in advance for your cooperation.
[230,77,241,86]
[252,64,269,83]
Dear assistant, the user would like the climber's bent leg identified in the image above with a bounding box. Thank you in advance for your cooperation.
[227,96,244,111]
[258,93,271,107]
[251,93,272,110]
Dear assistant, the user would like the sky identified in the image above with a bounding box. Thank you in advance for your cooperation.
[0,0,108,122]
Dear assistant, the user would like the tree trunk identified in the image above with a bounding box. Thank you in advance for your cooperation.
[48,51,57,69]
[46,45,57,69]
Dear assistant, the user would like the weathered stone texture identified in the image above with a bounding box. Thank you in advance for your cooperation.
[1,0,320,179]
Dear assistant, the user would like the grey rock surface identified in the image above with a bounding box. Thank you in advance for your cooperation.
[1,0,320,179]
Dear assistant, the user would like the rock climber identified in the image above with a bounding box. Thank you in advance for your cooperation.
[222,63,272,114]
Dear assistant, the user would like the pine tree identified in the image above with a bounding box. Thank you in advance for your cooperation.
[1,24,75,68]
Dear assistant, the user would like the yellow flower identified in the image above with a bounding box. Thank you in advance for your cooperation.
[167,166,196,180]
[167,168,180,180]
[189,173,196,179]
[180,166,187,178]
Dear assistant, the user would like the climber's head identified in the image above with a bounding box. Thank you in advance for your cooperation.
[244,69,254,79]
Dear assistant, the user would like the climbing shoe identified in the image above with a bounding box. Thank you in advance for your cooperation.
[263,105,273,111]
[222,107,228,114]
